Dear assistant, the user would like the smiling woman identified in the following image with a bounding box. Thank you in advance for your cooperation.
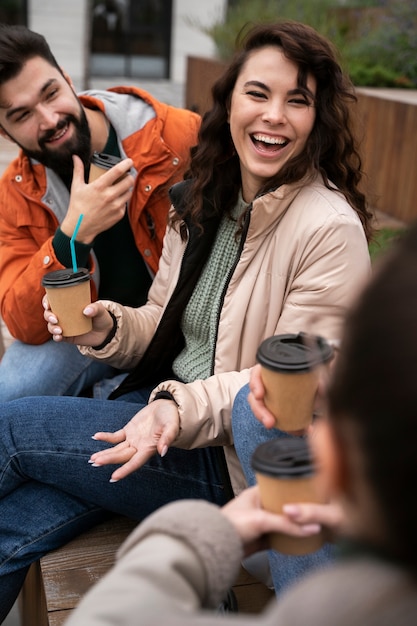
[228,46,316,201]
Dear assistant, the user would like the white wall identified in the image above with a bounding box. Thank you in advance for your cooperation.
[28,0,90,91]
[171,0,227,83]
[27,0,226,86]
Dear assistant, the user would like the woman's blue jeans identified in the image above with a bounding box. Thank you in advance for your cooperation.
[0,390,229,622]
[232,384,334,596]
[0,339,119,400]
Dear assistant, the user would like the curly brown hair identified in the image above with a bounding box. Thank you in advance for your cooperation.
[176,21,373,241]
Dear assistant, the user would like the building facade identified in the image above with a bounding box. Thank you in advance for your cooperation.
[1,0,227,90]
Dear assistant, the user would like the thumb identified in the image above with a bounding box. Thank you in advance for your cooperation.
[71,154,86,187]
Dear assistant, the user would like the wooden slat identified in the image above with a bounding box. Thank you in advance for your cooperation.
[18,561,48,626]
[233,566,274,613]
[20,513,273,624]
[356,93,417,223]
[40,515,138,614]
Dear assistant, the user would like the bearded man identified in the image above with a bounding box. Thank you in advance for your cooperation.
[0,24,199,399]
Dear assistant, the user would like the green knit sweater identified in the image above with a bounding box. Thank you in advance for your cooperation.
[172,195,248,383]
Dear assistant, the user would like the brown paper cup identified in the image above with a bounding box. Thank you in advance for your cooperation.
[252,438,325,555]
[261,367,319,431]
[257,333,333,432]
[255,472,325,555]
[88,152,126,183]
[42,269,92,337]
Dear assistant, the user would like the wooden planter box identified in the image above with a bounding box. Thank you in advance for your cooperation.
[185,55,417,225]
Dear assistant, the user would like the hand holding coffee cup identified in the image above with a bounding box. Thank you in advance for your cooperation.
[42,268,92,337]
[251,437,326,555]
[256,333,333,432]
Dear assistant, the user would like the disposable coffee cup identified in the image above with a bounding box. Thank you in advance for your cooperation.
[257,333,333,432]
[42,268,92,336]
[251,437,325,555]
[88,152,125,183]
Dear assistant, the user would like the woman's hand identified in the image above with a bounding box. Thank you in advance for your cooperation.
[282,500,345,543]
[88,399,180,482]
[221,486,344,557]
[248,364,279,429]
[248,363,329,432]
[43,296,115,346]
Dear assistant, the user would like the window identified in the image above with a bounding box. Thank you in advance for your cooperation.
[91,0,172,79]
[0,0,27,25]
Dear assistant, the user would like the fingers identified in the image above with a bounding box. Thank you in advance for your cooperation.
[248,389,276,429]
[89,438,156,483]
[71,154,85,185]
[106,158,134,187]
[282,501,344,532]
[221,486,322,553]
[88,401,180,482]
[249,364,264,397]
[248,365,277,429]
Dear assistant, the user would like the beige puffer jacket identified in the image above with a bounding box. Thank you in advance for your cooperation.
[80,174,371,494]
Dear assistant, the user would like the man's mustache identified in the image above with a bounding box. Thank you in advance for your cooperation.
[39,117,73,147]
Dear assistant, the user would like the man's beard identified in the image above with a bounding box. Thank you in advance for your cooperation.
[18,105,91,184]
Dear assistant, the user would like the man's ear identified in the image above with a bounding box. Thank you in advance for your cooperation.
[311,418,350,501]
[61,68,74,90]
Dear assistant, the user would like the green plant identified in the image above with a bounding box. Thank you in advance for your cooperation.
[195,0,417,88]
[348,64,413,88]
[196,0,341,61]
[369,228,406,263]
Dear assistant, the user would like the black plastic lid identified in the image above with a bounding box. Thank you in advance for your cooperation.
[90,152,122,170]
[251,437,314,478]
[256,333,333,373]
[41,268,90,288]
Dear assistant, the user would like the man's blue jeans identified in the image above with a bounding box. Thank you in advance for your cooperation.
[232,384,334,596]
[0,390,229,622]
[0,339,119,400]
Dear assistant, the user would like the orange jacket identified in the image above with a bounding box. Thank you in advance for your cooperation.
[0,87,200,344]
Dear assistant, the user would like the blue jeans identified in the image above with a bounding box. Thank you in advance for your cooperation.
[0,390,229,621]
[0,339,120,400]
[232,384,334,596]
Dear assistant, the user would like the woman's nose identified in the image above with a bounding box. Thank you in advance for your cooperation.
[262,101,287,125]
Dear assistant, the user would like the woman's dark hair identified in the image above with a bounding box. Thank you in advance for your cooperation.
[178,21,372,241]
[328,224,417,571]
[0,24,62,88]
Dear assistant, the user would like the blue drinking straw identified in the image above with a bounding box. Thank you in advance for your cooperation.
[70,214,84,273]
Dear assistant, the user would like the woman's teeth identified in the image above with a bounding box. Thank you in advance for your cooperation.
[253,134,286,145]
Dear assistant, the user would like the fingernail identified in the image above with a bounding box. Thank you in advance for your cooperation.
[301,524,321,534]
[84,306,93,315]
[283,504,301,516]
[109,478,119,483]
[90,463,100,467]
[91,435,98,440]
[160,445,168,458]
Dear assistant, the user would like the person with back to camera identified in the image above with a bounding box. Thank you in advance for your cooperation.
[0,21,372,621]
[66,223,417,626]
[0,24,200,400]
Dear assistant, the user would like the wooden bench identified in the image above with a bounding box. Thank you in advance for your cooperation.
[18,514,274,624]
